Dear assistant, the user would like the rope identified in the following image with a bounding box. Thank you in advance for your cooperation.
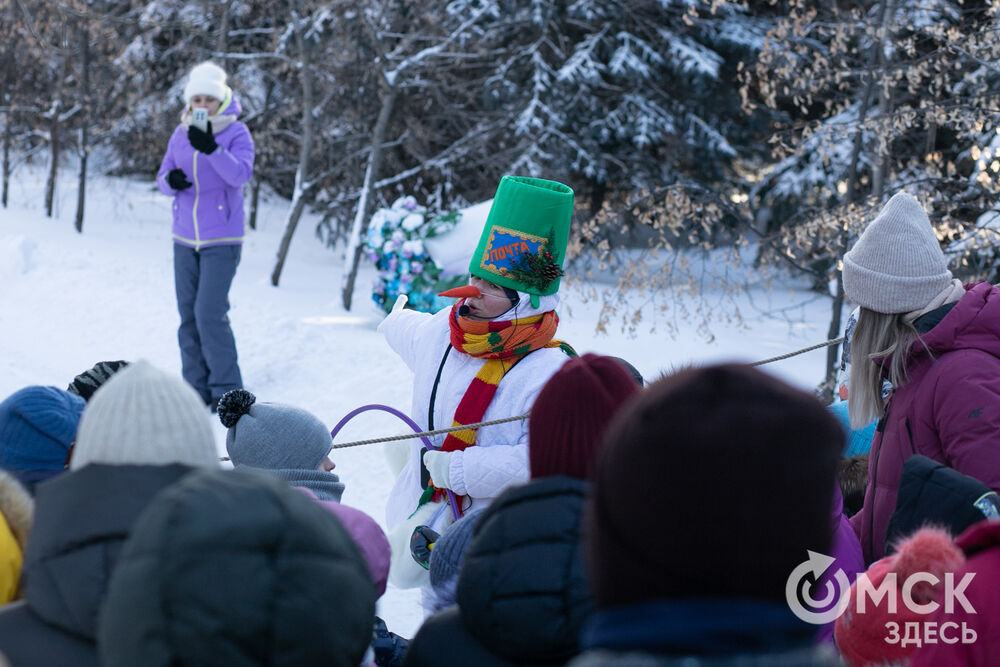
[749,336,844,367]
[330,413,529,449]
[316,336,846,451]
[218,413,530,461]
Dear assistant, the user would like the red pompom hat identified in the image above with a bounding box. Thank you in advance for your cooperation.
[835,527,965,666]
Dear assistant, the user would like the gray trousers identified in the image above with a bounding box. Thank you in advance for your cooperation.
[173,243,243,402]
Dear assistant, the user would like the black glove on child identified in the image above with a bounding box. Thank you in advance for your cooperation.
[409,525,440,570]
[371,617,408,667]
[67,360,129,401]
[187,121,218,154]
[167,168,192,190]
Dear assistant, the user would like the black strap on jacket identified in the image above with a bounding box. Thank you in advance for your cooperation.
[421,345,453,488]
[428,345,452,432]
[421,341,548,489]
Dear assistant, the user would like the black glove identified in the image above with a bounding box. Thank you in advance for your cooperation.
[167,168,192,190]
[67,360,129,401]
[371,617,408,667]
[409,524,440,570]
[187,121,218,154]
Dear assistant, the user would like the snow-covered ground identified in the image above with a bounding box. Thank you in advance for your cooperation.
[0,166,843,637]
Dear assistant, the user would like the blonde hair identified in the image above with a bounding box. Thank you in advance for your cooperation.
[847,308,929,428]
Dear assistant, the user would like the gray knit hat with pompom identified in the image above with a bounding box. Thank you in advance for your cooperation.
[219,390,332,470]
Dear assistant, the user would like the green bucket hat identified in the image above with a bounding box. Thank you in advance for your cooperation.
[470,176,574,308]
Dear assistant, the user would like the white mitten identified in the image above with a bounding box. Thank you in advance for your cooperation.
[423,450,452,490]
[376,294,409,333]
[387,500,447,589]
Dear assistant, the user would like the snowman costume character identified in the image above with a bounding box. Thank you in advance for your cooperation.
[380,176,575,591]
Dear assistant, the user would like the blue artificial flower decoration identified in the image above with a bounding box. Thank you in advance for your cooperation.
[363,198,466,313]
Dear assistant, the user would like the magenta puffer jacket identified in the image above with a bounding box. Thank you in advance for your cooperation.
[851,282,1000,564]
[156,93,254,249]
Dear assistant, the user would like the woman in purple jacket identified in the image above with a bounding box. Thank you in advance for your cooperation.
[156,61,254,409]
[842,191,1000,565]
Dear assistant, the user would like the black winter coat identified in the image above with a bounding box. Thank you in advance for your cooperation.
[885,454,1000,552]
[97,468,376,667]
[403,475,593,667]
[0,464,194,667]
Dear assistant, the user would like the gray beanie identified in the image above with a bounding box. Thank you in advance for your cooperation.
[72,360,219,470]
[219,390,331,470]
[429,509,484,589]
[842,191,953,314]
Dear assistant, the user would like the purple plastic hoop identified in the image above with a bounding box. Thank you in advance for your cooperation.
[330,403,461,519]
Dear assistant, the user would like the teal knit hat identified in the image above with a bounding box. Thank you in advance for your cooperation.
[470,176,574,308]
[827,400,876,457]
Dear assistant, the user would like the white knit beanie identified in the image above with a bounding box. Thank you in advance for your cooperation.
[71,360,219,470]
[182,61,229,103]
[842,191,953,314]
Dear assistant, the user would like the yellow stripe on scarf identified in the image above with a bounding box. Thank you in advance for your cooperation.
[447,358,508,444]
[448,426,478,446]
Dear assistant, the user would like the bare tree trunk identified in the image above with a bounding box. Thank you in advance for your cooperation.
[271,3,313,287]
[340,82,399,310]
[2,0,14,208]
[821,0,893,401]
[45,31,71,219]
[1,112,9,208]
[871,90,893,199]
[272,179,311,284]
[74,25,90,233]
[870,0,895,203]
[217,0,233,54]
[248,177,260,230]
[45,103,60,217]
[247,78,275,232]
[1,56,8,208]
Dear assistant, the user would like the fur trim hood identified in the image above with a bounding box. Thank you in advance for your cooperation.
[0,470,33,553]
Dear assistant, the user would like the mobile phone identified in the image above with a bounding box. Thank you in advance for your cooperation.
[192,108,208,132]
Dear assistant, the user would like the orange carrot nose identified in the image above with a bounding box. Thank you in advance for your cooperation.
[438,285,482,299]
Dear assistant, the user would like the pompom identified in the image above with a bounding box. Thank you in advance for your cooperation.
[218,389,256,428]
[889,526,965,603]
